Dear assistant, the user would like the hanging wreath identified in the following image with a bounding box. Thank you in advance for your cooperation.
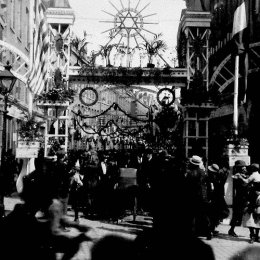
[156,88,175,107]
[79,87,99,106]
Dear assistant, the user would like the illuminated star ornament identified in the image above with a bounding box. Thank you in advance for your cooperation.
[100,0,158,66]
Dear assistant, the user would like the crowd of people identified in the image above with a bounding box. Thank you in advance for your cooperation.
[1,146,260,259]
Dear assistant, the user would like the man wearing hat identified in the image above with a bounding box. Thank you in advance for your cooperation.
[186,155,212,240]
[53,149,72,231]
[140,148,156,213]
[228,159,248,237]
[70,160,84,223]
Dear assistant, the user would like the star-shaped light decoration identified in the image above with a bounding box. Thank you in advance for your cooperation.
[100,0,158,67]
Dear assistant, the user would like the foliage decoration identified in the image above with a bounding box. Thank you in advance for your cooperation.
[154,106,181,134]
[35,87,75,103]
[36,68,76,103]
[154,105,184,152]
[18,115,44,141]
[47,138,62,156]
[142,33,167,66]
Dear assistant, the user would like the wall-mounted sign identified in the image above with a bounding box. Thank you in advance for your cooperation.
[79,87,99,106]
[16,141,40,158]
[16,147,39,158]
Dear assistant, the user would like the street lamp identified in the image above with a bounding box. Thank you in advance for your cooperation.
[0,62,17,216]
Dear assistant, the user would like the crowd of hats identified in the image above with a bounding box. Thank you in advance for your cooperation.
[189,155,260,174]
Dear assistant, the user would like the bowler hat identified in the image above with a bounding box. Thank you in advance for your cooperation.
[189,155,203,166]
[208,164,219,173]
[235,160,246,167]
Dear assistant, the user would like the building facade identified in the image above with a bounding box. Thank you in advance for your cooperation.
[178,0,260,164]
[0,0,33,162]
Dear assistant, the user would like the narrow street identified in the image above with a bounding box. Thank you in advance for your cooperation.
[4,196,259,260]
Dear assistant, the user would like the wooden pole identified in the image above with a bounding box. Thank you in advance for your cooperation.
[233,55,239,136]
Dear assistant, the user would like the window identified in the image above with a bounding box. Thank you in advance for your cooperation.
[188,120,196,137]
[18,0,23,39]
[10,0,15,30]
[25,87,29,104]
[0,23,3,41]
[198,121,207,137]
[15,81,21,99]
[26,7,29,47]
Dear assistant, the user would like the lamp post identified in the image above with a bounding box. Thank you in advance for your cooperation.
[0,63,17,216]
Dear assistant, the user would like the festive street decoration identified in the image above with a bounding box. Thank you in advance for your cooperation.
[36,87,75,104]
[79,87,99,106]
[16,115,44,158]
[100,0,160,67]
[78,66,176,86]
[72,102,149,122]
[156,87,175,107]
[18,115,44,142]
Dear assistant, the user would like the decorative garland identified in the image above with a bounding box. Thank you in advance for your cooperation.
[72,102,150,122]
[72,117,149,148]
[74,116,150,137]
[35,87,75,103]
[18,115,44,141]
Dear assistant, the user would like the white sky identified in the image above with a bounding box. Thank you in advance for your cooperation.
[69,0,186,67]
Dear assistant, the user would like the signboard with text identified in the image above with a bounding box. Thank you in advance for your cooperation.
[16,147,39,158]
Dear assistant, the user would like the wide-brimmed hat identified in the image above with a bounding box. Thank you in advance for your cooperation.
[208,164,219,173]
[234,160,246,167]
[189,155,203,166]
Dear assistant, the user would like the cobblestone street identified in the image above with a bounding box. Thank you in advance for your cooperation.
[204,224,259,260]
[4,196,260,260]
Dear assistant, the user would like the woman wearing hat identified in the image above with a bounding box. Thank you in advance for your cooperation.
[237,163,260,243]
[70,160,84,223]
[186,155,212,240]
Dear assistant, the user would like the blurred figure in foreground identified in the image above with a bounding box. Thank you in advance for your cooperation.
[229,246,260,260]
[0,157,93,260]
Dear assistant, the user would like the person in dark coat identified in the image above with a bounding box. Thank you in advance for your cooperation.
[0,157,91,260]
[82,151,102,218]
[228,159,249,237]
[130,149,145,213]
[70,160,84,223]
[185,155,212,240]
[208,163,229,235]
[140,148,156,213]
[53,150,73,231]
[134,152,216,260]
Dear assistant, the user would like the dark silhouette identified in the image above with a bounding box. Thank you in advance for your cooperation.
[229,160,249,237]
[91,234,137,260]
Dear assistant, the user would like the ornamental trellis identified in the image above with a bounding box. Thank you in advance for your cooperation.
[36,6,75,157]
